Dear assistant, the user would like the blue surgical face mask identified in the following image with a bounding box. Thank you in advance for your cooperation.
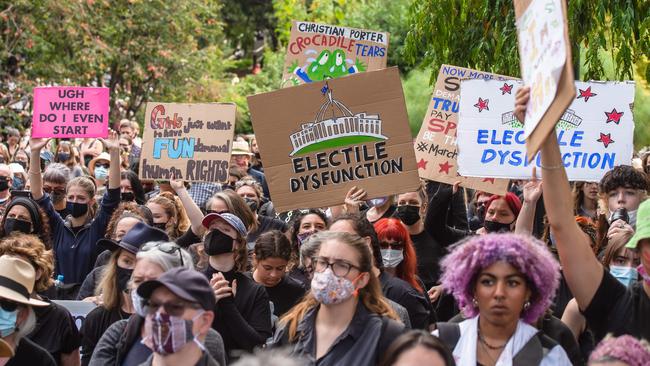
[130,289,146,317]
[94,166,109,180]
[366,197,388,208]
[609,265,638,288]
[0,307,17,337]
[12,176,24,191]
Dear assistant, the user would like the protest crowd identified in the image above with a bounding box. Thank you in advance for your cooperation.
[1,8,650,366]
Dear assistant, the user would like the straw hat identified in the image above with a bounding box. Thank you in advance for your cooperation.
[0,256,48,307]
[231,141,253,156]
[88,152,111,173]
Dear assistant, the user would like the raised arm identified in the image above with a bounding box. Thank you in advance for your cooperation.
[29,138,50,200]
[515,168,543,235]
[170,177,205,235]
[99,130,120,189]
[516,87,602,309]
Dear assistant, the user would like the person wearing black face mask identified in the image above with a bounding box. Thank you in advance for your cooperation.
[0,165,13,217]
[394,190,447,293]
[81,222,169,366]
[0,197,52,250]
[478,193,521,235]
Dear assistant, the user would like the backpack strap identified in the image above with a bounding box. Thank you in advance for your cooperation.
[435,322,461,351]
[512,331,558,366]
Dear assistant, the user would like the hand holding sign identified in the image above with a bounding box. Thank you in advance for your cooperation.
[514,86,531,123]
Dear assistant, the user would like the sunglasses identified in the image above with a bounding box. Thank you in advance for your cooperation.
[0,299,18,312]
[142,242,184,267]
[379,241,405,250]
[143,299,201,317]
[43,186,66,195]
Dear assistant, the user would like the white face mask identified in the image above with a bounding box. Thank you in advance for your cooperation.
[381,249,404,268]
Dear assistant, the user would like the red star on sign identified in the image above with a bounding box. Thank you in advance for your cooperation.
[482,177,495,184]
[474,97,489,112]
[438,161,453,174]
[604,108,624,124]
[577,86,597,102]
[499,83,513,95]
[597,132,614,148]
[416,158,428,170]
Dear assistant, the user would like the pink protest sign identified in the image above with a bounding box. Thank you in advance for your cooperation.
[31,87,110,138]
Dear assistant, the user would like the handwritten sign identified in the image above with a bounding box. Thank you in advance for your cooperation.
[413,65,509,195]
[457,79,635,181]
[139,103,236,182]
[514,0,575,161]
[249,68,419,212]
[31,87,109,138]
[52,300,97,330]
[282,21,389,87]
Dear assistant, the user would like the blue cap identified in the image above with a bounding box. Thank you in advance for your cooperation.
[201,212,247,238]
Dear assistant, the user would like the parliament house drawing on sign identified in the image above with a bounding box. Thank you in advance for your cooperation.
[289,87,387,156]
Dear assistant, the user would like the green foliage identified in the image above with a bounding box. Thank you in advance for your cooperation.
[405,0,649,83]
[1,0,224,126]
[402,68,432,135]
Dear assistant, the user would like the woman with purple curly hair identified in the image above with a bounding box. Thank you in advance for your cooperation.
[433,233,571,365]
[589,335,650,366]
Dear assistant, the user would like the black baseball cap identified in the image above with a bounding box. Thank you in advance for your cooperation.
[137,267,215,311]
[98,222,169,254]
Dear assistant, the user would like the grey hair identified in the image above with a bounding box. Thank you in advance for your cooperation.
[0,164,13,179]
[136,241,194,271]
[299,233,323,267]
[14,307,36,342]
[43,163,71,184]
[231,348,305,366]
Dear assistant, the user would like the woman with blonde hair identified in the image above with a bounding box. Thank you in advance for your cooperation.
[145,191,190,239]
[273,231,404,366]
[30,132,121,286]
[0,233,81,366]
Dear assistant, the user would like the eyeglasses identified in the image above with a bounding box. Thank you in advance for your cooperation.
[43,186,66,195]
[312,256,359,277]
[142,242,184,267]
[379,241,404,250]
[144,299,201,317]
[0,299,18,312]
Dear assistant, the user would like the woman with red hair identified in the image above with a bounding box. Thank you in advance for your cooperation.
[374,218,424,294]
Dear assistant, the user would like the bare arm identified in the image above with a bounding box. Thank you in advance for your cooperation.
[99,130,121,189]
[516,87,603,309]
[29,138,50,200]
[171,178,205,235]
[515,169,542,235]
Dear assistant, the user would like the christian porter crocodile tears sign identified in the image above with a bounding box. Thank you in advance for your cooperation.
[248,67,420,212]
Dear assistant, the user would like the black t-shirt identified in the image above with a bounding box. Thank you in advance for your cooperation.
[203,266,272,359]
[246,216,287,249]
[28,297,81,365]
[246,273,305,317]
[410,230,445,290]
[80,306,130,366]
[583,269,650,342]
[7,337,56,366]
[379,272,430,330]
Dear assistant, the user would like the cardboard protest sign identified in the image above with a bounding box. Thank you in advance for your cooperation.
[139,103,235,182]
[52,300,97,330]
[282,21,389,87]
[31,87,109,138]
[413,65,510,195]
[458,79,635,182]
[248,67,419,213]
[514,0,575,161]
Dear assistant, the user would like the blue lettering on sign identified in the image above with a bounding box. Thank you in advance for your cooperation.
[153,138,195,159]
[442,66,467,77]
[431,97,459,113]
[354,44,386,57]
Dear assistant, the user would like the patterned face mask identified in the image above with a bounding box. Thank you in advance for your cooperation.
[143,311,205,355]
[311,268,359,305]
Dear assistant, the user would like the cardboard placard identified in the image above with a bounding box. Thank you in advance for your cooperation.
[248,67,420,213]
[282,21,389,87]
[514,0,575,161]
[52,300,97,330]
[139,103,236,182]
[458,79,635,181]
[31,87,109,138]
[413,65,510,195]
